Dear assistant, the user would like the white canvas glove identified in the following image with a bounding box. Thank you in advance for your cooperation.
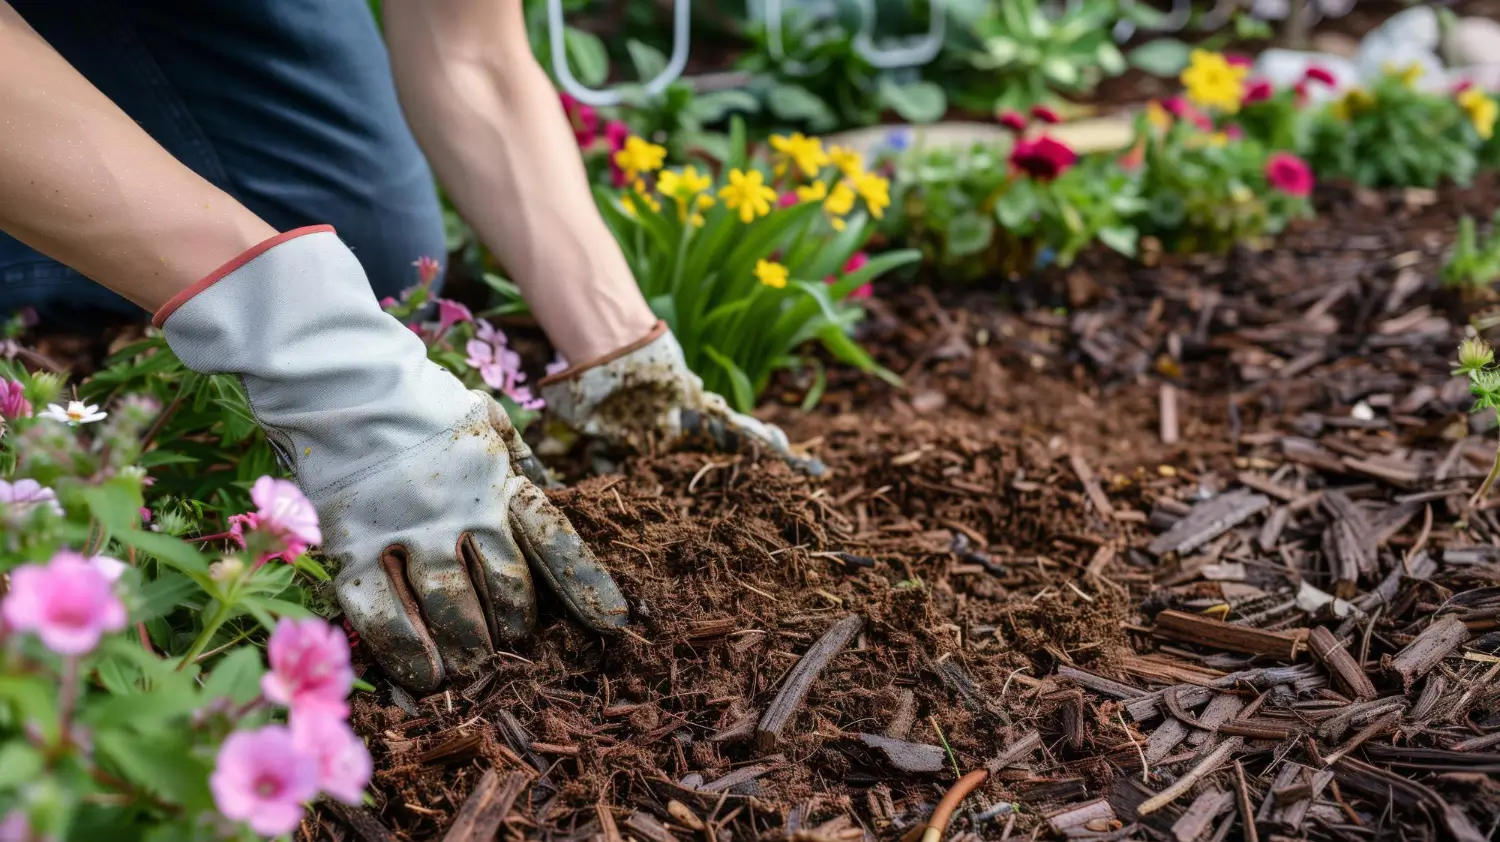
[156,226,628,694]
[539,323,825,475]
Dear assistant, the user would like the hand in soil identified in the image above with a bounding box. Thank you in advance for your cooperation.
[158,229,629,694]
[539,322,825,475]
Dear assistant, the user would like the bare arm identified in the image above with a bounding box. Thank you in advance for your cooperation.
[0,3,275,312]
[381,0,657,364]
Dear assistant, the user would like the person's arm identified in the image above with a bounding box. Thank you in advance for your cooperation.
[0,3,275,311]
[381,0,656,365]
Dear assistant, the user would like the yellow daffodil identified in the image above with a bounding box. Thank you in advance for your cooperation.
[1460,88,1498,140]
[718,169,777,223]
[755,259,789,289]
[613,136,666,181]
[828,145,865,179]
[1330,87,1375,121]
[796,180,829,203]
[657,166,714,222]
[851,171,890,220]
[769,133,830,178]
[824,181,857,231]
[1180,49,1248,113]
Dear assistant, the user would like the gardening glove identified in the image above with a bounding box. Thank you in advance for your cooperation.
[155,226,629,695]
[538,322,826,475]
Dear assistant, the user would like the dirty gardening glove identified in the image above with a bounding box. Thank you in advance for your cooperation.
[156,226,628,694]
[538,322,825,475]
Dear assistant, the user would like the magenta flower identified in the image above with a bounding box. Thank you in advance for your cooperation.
[210,726,319,838]
[1243,79,1274,105]
[561,92,600,148]
[1266,151,1314,198]
[413,256,441,287]
[0,379,30,419]
[998,110,1028,132]
[605,121,631,187]
[249,476,321,563]
[825,252,873,299]
[291,712,373,805]
[434,299,473,337]
[1224,53,1251,68]
[262,617,354,718]
[1304,66,1336,86]
[1030,105,1061,124]
[778,191,799,209]
[1,551,127,655]
[0,478,63,516]
[1009,136,1079,181]
[378,296,398,309]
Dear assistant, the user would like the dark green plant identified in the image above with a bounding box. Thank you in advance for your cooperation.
[1442,211,1500,293]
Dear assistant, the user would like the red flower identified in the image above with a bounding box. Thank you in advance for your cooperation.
[1455,80,1475,94]
[560,92,599,148]
[1265,152,1314,197]
[1030,105,1061,124]
[1009,136,1078,181]
[999,110,1028,132]
[1293,81,1310,106]
[1304,66,1336,86]
[604,121,630,187]
[1225,53,1252,68]
[1243,79,1274,105]
[1163,96,1214,130]
[825,252,873,299]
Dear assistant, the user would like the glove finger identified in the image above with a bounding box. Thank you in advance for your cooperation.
[399,542,495,679]
[460,528,538,646]
[480,391,557,489]
[679,408,828,477]
[336,559,445,695]
[507,479,630,635]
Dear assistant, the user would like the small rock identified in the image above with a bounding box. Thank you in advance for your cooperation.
[1361,5,1441,55]
[1351,401,1375,422]
[1443,17,1500,68]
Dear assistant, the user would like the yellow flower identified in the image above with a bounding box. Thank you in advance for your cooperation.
[851,171,890,220]
[796,180,829,203]
[1460,88,1498,140]
[1383,61,1425,88]
[1186,131,1230,149]
[657,166,714,222]
[828,145,865,179]
[613,136,666,181]
[769,133,830,178]
[1330,87,1375,121]
[718,169,777,223]
[823,181,857,231]
[1180,49,1247,113]
[1145,100,1173,133]
[754,259,789,289]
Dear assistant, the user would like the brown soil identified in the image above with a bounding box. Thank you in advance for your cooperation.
[296,171,1500,842]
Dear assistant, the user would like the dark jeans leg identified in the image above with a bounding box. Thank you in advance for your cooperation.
[0,0,447,328]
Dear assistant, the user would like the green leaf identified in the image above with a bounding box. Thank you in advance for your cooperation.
[1040,57,1081,88]
[0,743,44,790]
[702,346,756,413]
[200,646,267,706]
[1096,42,1127,77]
[135,572,200,623]
[1098,225,1139,257]
[111,530,211,580]
[627,39,668,82]
[0,676,58,740]
[564,28,610,87]
[878,79,947,124]
[85,671,201,732]
[81,481,145,532]
[947,211,996,258]
[95,730,214,811]
[995,181,1039,229]
[767,83,836,125]
[1127,38,1193,77]
[690,90,761,123]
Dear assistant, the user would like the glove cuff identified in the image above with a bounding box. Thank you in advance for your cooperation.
[152,225,335,328]
[537,320,670,387]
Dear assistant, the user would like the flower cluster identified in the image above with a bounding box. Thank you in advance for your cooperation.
[996,109,1080,182]
[225,475,323,566]
[466,319,544,410]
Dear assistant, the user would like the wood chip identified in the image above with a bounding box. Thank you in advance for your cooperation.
[1308,627,1377,700]
[1148,491,1270,556]
[1389,615,1469,691]
[855,734,948,774]
[442,770,527,842]
[756,614,863,752]
[1047,799,1116,835]
[1170,789,1232,842]
[1069,448,1116,520]
[1153,610,1307,661]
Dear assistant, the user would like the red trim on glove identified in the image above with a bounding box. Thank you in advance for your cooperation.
[151,225,337,328]
[538,320,669,386]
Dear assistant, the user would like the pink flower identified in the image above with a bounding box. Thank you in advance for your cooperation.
[1455,80,1475,94]
[0,379,30,419]
[210,726,319,838]
[1224,124,1244,140]
[1304,66,1336,86]
[825,252,873,299]
[0,478,62,516]
[998,110,1027,132]
[1162,97,1214,130]
[291,712,373,806]
[0,811,27,842]
[1243,79,1274,104]
[561,92,599,147]
[605,121,631,187]
[247,476,321,563]
[1293,81,1310,106]
[778,192,800,209]
[1265,151,1314,197]
[1,551,127,655]
[545,354,570,377]
[1225,53,1252,68]
[1009,136,1078,181]
[262,617,355,717]
[413,256,441,287]
[1030,105,1061,124]
[378,296,398,309]
[435,299,473,337]
[140,507,152,524]
[465,320,545,409]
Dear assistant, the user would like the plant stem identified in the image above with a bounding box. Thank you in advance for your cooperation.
[1472,443,1500,510]
[56,655,80,748]
[176,598,235,672]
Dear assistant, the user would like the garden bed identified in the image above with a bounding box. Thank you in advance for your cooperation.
[302,173,1500,841]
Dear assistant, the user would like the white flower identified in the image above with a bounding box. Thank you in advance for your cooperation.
[40,400,107,426]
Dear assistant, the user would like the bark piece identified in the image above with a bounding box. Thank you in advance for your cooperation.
[1171,789,1233,842]
[1055,665,1147,699]
[1047,799,1116,836]
[986,730,1042,773]
[856,734,947,774]
[625,811,679,842]
[698,766,770,793]
[442,769,528,842]
[1308,627,1377,700]
[1148,491,1271,556]
[1388,615,1468,691]
[1153,610,1307,661]
[756,614,863,752]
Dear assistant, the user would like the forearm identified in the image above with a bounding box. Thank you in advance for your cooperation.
[382,0,655,363]
[0,3,274,312]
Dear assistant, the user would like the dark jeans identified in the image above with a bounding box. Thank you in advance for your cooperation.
[4,0,447,328]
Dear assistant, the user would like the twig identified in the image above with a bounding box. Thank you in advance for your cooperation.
[1234,760,1259,842]
[1138,738,1243,816]
[1119,710,1149,783]
[756,614,863,752]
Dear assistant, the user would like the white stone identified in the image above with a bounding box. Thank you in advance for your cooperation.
[1444,17,1500,68]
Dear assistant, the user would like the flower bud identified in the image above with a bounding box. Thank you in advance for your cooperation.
[1455,337,1494,375]
[210,557,245,582]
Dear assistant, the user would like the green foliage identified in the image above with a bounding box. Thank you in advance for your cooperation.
[942,0,1126,113]
[1442,211,1500,291]
[594,119,917,409]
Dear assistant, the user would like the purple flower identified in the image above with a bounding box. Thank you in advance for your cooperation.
[262,617,355,718]
[0,479,62,516]
[0,811,28,842]
[210,726,319,837]
[2,550,128,655]
[465,320,543,408]
[0,379,30,420]
[291,711,373,806]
